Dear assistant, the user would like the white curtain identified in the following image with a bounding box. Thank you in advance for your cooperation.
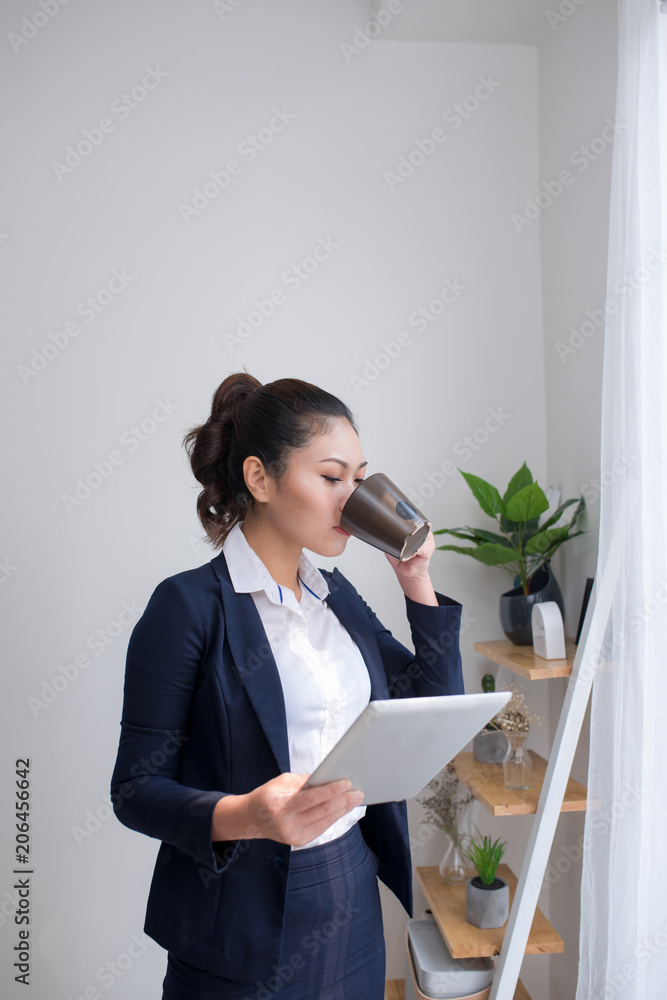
[576,1,667,998]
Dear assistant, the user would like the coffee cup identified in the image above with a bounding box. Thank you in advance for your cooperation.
[340,472,431,561]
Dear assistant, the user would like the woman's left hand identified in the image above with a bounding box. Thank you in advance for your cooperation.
[384,528,436,587]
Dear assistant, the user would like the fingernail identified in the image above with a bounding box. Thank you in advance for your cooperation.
[353,791,364,805]
[339,779,351,791]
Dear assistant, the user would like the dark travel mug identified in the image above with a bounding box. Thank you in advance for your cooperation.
[339,472,431,560]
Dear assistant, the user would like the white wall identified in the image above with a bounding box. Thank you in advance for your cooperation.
[1,0,606,996]
[539,3,618,999]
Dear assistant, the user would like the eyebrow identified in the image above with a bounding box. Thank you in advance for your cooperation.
[318,458,368,470]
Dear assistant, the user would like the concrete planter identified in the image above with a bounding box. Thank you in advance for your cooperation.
[465,876,510,929]
[473,728,509,763]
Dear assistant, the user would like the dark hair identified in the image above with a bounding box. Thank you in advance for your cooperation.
[183,371,358,549]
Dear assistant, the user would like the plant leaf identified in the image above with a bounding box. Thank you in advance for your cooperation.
[436,543,519,566]
[499,515,540,537]
[460,824,508,884]
[462,527,514,547]
[459,470,506,518]
[502,462,533,505]
[438,526,515,547]
[524,525,572,555]
[564,497,586,529]
[433,528,481,541]
[538,497,580,531]
[504,484,550,523]
[527,530,587,568]
[541,497,585,532]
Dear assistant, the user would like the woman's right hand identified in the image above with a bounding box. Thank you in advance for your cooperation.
[212,773,364,847]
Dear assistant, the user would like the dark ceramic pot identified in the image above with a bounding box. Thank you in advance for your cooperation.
[499,561,565,645]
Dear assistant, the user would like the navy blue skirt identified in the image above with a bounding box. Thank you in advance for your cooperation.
[161,822,386,999]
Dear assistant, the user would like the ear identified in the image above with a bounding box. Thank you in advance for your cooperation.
[242,455,271,504]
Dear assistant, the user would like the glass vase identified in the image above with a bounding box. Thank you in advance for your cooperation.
[438,804,476,885]
[438,838,476,885]
[503,732,532,790]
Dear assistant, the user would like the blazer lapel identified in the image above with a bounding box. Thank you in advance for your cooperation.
[212,552,291,775]
[323,568,390,702]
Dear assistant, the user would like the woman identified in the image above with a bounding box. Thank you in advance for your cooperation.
[110,372,465,999]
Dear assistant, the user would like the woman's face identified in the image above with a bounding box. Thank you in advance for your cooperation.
[249,417,368,556]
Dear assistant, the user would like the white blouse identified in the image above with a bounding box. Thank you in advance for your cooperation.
[221,520,371,850]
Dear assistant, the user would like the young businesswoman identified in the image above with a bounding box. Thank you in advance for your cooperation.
[110,372,464,999]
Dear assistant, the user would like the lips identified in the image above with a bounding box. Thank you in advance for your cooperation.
[334,526,351,536]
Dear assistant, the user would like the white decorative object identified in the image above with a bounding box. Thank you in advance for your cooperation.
[531,602,566,660]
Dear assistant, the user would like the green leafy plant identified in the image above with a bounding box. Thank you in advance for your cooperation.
[460,824,508,886]
[433,462,585,596]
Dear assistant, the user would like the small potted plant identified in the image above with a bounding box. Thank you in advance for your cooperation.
[433,462,585,644]
[460,824,510,929]
[473,673,509,763]
[417,764,476,885]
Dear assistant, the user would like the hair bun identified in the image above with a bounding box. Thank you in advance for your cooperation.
[211,372,262,425]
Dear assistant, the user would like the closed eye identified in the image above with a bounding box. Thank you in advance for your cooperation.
[323,476,365,484]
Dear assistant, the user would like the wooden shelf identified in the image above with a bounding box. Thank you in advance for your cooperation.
[474,638,577,679]
[384,979,532,999]
[452,751,587,816]
[416,863,564,959]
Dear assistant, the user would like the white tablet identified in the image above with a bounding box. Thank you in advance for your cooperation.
[302,692,511,804]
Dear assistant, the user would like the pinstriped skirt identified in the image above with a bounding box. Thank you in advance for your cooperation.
[161,822,386,999]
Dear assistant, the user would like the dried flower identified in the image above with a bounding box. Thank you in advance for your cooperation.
[495,684,543,735]
[417,763,473,848]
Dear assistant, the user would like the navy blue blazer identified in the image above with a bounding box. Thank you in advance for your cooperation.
[110,549,464,982]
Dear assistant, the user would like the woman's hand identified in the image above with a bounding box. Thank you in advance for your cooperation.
[212,773,364,847]
[384,529,439,605]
